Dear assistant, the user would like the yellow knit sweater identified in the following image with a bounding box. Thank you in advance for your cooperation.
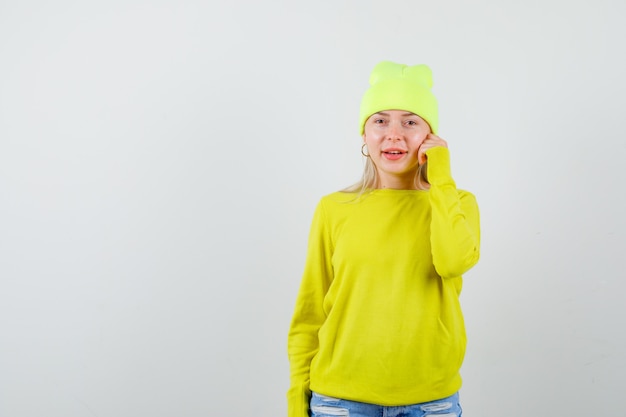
[287,147,480,417]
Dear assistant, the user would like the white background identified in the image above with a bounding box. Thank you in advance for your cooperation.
[1,0,625,416]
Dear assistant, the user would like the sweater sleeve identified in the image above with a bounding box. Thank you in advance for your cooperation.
[426,146,480,278]
[287,200,334,417]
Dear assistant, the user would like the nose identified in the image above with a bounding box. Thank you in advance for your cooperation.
[386,122,402,141]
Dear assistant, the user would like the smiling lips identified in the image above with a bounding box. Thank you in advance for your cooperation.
[382,148,408,160]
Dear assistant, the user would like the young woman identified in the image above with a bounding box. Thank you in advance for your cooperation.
[287,61,480,417]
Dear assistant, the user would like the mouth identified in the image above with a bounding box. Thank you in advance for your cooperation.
[381,149,408,160]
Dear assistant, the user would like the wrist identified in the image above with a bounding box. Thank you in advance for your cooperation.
[425,147,454,186]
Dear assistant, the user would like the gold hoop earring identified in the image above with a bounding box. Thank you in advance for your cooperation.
[361,143,370,157]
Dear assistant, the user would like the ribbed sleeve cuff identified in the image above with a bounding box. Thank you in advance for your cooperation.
[425,146,455,186]
[287,384,310,417]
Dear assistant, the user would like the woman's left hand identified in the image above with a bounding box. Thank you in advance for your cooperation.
[418,133,448,165]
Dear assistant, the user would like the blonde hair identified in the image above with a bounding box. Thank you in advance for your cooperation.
[341,158,429,194]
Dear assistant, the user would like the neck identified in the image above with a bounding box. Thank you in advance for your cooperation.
[377,180,415,190]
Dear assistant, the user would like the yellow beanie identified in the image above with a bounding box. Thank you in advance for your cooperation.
[359,61,438,134]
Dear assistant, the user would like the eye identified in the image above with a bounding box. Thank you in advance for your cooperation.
[373,118,386,124]
[405,119,419,126]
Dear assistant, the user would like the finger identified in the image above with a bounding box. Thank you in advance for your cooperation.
[425,140,447,149]
[417,146,427,165]
[426,133,447,147]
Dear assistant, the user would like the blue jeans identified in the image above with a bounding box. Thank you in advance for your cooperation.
[310,392,462,417]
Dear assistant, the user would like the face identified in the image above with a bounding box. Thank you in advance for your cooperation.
[362,110,431,189]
